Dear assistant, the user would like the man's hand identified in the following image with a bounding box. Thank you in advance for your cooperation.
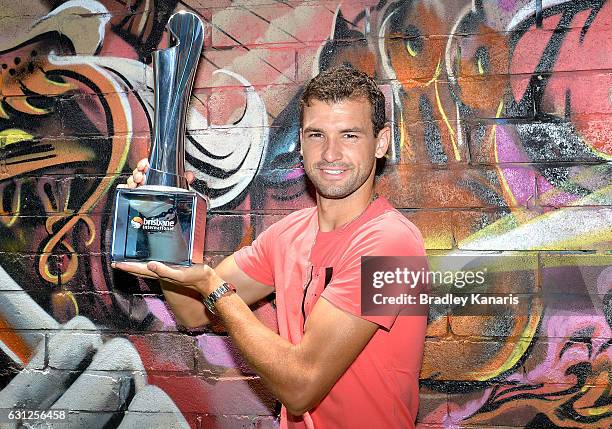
[124,158,195,189]
[115,158,207,329]
[112,254,274,329]
[112,261,223,298]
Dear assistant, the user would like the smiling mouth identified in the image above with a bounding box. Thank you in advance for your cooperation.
[321,169,345,175]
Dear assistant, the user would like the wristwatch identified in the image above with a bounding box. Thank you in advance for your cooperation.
[202,282,236,314]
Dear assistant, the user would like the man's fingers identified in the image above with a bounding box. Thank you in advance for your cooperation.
[146,262,185,283]
[133,170,144,184]
[119,261,186,284]
[185,171,195,185]
[112,261,159,279]
[126,163,146,190]
[147,262,210,293]
[137,158,149,171]
[114,261,211,293]
[131,167,145,184]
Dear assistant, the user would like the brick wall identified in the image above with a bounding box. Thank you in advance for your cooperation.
[0,1,610,428]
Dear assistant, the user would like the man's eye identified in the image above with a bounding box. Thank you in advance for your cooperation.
[308,133,323,138]
[344,134,358,139]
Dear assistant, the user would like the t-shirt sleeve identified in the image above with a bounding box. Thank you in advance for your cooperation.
[233,223,276,287]
[321,218,425,330]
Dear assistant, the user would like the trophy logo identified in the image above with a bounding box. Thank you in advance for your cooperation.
[111,11,207,265]
[130,217,144,229]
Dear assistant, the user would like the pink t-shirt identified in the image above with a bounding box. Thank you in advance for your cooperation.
[234,196,427,429]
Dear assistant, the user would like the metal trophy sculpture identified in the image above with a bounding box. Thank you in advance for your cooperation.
[111,11,206,265]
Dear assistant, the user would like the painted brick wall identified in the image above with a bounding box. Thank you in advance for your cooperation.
[0,1,610,428]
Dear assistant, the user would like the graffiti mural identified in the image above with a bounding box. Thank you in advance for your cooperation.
[0,0,610,428]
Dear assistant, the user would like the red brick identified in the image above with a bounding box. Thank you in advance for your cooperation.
[204,214,254,253]
[195,48,297,90]
[449,312,541,338]
[378,165,535,209]
[209,3,365,48]
[512,24,612,75]
[537,71,612,117]
[195,334,255,376]
[204,85,299,125]
[421,338,529,382]
[128,333,197,372]
[147,374,276,415]
[399,210,454,250]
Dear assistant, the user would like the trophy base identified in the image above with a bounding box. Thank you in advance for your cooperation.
[111,186,206,266]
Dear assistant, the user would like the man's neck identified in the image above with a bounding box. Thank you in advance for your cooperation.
[316,186,377,232]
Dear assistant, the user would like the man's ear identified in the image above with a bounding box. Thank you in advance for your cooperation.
[374,125,392,158]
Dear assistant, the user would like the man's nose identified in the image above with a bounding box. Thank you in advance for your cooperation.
[321,138,342,163]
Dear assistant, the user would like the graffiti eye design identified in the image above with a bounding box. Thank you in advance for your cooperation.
[403,25,423,58]
[405,39,418,57]
[405,37,424,58]
[475,46,490,75]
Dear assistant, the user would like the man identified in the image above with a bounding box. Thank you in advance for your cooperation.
[115,65,427,428]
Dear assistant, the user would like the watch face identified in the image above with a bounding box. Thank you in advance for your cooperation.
[214,284,229,299]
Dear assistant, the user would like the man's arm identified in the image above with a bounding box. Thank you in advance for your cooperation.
[116,255,379,416]
[213,290,378,416]
[120,261,378,415]
[115,255,274,328]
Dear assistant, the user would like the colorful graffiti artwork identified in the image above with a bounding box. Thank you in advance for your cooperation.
[0,0,610,428]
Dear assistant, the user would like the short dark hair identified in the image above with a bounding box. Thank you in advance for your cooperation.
[299,64,386,136]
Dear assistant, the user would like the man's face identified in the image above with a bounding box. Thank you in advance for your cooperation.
[300,97,389,200]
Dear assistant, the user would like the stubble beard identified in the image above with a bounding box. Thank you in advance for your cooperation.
[305,161,374,199]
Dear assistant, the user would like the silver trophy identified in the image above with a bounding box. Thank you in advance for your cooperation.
[111,11,206,265]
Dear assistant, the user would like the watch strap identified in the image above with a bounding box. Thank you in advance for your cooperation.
[203,282,236,314]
